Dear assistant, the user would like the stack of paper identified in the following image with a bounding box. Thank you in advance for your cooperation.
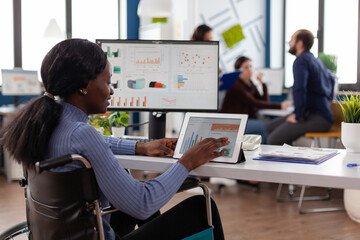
[256,144,338,164]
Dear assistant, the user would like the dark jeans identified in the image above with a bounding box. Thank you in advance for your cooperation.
[267,112,332,145]
[112,195,224,240]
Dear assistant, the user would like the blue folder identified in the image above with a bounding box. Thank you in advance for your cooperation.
[253,152,339,165]
[219,70,241,91]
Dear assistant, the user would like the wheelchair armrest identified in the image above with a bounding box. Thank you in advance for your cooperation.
[102,205,120,216]
[35,154,92,173]
[35,155,73,173]
[177,177,200,192]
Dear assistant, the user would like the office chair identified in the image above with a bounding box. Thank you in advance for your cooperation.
[304,101,343,148]
[13,154,212,240]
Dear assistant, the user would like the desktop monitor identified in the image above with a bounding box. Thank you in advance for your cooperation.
[1,69,42,96]
[96,39,220,139]
[96,39,219,112]
[1,69,42,107]
[255,68,284,95]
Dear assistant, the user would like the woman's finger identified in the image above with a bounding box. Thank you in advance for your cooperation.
[205,137,229,150]
[199,137,215,145]
[157,143,174,156]
[211,150,227,158]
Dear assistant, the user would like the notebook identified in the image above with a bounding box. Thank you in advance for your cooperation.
[254,144,339,165]
[173,112,248,163]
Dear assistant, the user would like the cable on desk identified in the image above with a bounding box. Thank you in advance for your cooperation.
[126,121,149,128]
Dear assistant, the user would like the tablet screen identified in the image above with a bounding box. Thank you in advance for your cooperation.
[179,117,241,158]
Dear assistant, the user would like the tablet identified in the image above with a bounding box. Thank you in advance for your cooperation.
[174,112,248,163]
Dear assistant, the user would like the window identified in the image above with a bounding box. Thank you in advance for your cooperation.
[22,0,66,75]
[284,0,319,88]
[72,0,119,43]
[1,1,124,89]
[0,0,14,84]
[324,0,358,84]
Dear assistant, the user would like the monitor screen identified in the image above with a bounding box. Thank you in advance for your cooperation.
[96,39,219,112]
[255,68,284,95]
[1,69,42,96]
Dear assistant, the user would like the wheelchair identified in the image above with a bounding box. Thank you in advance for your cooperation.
[0,154,213,240]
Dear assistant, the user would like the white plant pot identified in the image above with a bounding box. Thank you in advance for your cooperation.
[94,127,104,135]
[341,122,360,152]
[112,127,125,138]
[344,189,360,223]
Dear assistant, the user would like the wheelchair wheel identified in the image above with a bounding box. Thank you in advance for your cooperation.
[0,222,29,240]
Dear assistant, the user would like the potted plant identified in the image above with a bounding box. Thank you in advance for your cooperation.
[338,92,360,223]
[88,114,112,136]
[319,52,338,92]
[338,92,360,152]
[108,111,130,138]
[318,52,337,75]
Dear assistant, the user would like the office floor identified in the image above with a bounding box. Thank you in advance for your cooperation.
[1,173,360,240]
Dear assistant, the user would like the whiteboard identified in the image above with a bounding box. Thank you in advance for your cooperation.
[1,69,42,96]
[255,68,284,95]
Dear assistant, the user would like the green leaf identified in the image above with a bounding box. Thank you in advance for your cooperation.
[339,91,360,123]
[108,111,130,128]
[88,112,130,135]
[103,130,111,136]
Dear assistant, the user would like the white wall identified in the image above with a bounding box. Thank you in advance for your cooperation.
[135,0,269,137]
[197,0,266,72]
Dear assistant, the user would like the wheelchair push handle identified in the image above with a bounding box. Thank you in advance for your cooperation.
[35,154,91,173]
[35,154,73,173]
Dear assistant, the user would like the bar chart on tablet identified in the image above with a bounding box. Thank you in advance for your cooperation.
[180,117,241,157]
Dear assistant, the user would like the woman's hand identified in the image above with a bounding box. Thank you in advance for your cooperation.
[256,72,264,83]
[286,113,298,124]
[178,137,229,172]
[135,138,177,157]
[281,101,291,110]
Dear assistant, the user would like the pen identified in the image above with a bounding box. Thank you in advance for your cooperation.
[347,163,360,167]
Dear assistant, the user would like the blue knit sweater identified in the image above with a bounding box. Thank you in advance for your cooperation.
[46,102,188,240]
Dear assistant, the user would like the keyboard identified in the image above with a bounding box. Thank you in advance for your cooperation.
[120,136,154,143]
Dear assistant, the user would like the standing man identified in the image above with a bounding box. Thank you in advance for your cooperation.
[267,29,335,145]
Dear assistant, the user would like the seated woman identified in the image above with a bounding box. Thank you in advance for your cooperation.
[0,39,228,240]
[220,56,290,143]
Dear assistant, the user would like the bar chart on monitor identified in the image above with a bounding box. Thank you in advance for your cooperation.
[135,53,161,65]
[127,46,167,72]
[109,96,147,107]
[175,73,213,92]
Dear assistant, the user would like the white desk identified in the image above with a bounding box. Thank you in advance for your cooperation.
[0,106,17,115]
[116,145,360,190]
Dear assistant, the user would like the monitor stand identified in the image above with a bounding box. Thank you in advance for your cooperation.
[148,112,166,139]
[14,96,19,107]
